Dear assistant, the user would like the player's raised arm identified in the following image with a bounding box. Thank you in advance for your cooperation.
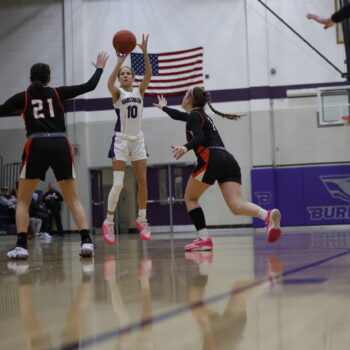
[153,95,188,121]
[108,53,128,103]
[57,52,108,100]
[138,34,151,97]
[307,3,350,29]
[306,13,334,29]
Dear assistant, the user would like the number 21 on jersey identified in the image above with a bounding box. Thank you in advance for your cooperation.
[32,98,55,119]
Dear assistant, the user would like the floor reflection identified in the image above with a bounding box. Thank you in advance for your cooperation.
[186,252,284,350]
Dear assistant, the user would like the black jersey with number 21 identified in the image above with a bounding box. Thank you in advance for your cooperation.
[23,87,65,135]
[0,68,103,137]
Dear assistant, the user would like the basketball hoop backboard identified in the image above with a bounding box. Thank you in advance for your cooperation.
[317,85,350,126]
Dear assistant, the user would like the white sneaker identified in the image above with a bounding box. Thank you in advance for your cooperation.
[82,259,94,276]
[7,261,29,275]
[7,246,29,260]
[80,243,94,258]
[39,232,52,240]
[102,219,116,244]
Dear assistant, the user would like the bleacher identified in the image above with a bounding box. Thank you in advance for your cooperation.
[0,157,21,235]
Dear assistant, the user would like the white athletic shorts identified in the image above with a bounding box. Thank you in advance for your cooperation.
[108,132,147,162]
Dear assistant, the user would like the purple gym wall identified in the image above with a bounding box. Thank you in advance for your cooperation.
[251,165,350,227]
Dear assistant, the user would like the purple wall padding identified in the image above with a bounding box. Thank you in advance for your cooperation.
[251,164,350,227]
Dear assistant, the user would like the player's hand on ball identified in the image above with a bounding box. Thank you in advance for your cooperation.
[171,145,187,160]
[116,52,128,64]
[153,95,168,109]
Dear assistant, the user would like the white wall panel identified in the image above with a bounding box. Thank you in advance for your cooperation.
[264,0,345,86]
[274,105,350,165]
[82,0,249,98]
[0,0,64,98]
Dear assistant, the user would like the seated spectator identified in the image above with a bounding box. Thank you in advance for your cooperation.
[1,186,11,199]
[29,192,52,240]
[43,183,64,237]
[10,181,19,199]
[0,186,16,216]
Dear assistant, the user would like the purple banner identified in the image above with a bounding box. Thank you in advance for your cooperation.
[251,164,350,227]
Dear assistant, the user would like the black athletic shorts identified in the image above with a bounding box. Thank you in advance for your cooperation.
[192,148,241,185]
[20,137,76,181]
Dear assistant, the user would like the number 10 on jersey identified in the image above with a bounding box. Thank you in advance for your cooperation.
[127,105,138,119]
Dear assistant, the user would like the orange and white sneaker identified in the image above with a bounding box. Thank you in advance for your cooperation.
[184,237,213,251]
[265,209,282,243]
[136,219,151,241]
[102,219,116,244]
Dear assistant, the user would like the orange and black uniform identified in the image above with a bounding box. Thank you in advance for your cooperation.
[0,68,103,181]
[162,106,241,185]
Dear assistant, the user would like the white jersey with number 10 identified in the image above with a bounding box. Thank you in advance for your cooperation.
[113,87,143,137]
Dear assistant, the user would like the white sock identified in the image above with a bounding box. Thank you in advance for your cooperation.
[198,228,208,239]
[258,208,267,221]
[107,214,114,223]
[138,209,147,221]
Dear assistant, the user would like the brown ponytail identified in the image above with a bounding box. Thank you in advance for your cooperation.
[191,87,244,121]
[205,91,244,120]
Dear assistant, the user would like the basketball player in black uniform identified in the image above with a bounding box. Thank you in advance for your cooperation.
[0,51,108,259]
[307,3,350,29]
[154,87,282,251]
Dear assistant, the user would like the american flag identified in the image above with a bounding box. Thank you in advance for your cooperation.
[130,46,204,96]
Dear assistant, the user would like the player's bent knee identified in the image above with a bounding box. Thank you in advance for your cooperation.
[108,183,123,201]
[113,182,123,193]
[17,199,30,207]
[229,202,243,215]
[136,178,147,188]
[65,197,80,210]
[184,194,198,204]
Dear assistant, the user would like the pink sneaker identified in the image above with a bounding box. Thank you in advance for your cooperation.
[265,209,282,243]
[102,219,116,245]
[185,251,214,264]
[136,219,151,241]
[184,237,213,251]
[104,256,116,280]
[138,259,152,278]
[267,256,283,286]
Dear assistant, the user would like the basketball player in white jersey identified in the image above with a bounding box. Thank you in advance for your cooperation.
[103,34,151,244]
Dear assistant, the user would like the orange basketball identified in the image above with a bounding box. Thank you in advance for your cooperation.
[113,30,136,54]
